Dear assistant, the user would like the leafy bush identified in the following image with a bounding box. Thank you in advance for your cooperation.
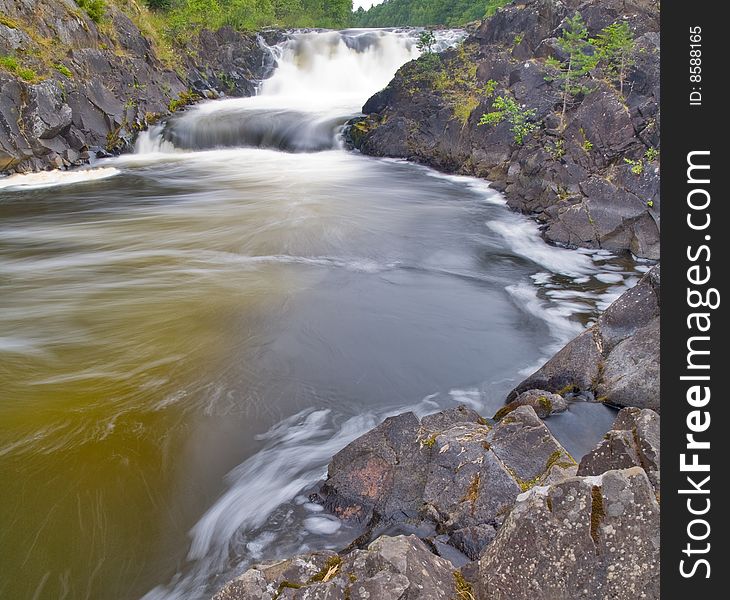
[479,94,538,145]
[77,0,107,23]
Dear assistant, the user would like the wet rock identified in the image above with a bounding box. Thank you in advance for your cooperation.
[478,467,660,599]
[214,535,461,600]
[579,407,660,491]
[493,389,568,420]
[510,266,660,411]
[317,405,575,556]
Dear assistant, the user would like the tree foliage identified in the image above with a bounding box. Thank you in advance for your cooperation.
[592,21,635,95]
[353,0,512,28]
[544,13,598,128]
[161,0,352,33]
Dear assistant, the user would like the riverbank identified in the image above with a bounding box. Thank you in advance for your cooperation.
[348,0,660,259]
[214,266,661,600]
[0,0,279,173]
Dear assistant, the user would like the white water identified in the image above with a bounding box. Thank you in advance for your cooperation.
[1,28,642,600]
[135,29,463,154]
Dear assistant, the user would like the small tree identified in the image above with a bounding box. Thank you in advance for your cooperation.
[545,13,598,129]
[417,30,437,54]
[593,21,636,96]
[479,95,538,145]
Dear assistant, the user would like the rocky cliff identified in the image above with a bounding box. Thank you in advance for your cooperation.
[349,0,660,259]
[0,0,276,173]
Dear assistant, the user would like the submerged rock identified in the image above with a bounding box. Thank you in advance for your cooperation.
[213,535,462,600]
[510,265,660,411]
[477,467,660,599]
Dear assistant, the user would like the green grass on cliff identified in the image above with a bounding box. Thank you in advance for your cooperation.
[0,55,39,82]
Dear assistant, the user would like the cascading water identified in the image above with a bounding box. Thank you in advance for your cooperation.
[0,28,646,600]
[138,29,456,154]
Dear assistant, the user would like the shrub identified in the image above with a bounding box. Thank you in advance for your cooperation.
[479,94,539,145]
[76,0,107,23]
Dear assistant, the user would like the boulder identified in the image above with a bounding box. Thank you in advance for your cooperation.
[213,535,463,600]
[509,265,660,411]
[493,389,568,420]
[477,467,660,599]
[579,407,660,491]
[316,405,575,558]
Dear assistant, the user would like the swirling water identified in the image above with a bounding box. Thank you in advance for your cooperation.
[0,29,647,600]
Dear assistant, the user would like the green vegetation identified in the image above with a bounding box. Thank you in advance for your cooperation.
[416,29,437,54]
[592,21,635,95]
[479,94,538,145]
[157,0,352,36]
[544,13,598,129]
[77,0,107,23]
[0,55,39,82]
[645,146,659,162]
[624,156,644,175]
[54,63,74,78]
[353,0,513,28]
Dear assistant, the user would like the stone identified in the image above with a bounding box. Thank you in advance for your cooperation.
[477,467,660,599]
[494,389,568,420]
[509,266,660,411]
[579,407,660,491]
[214,535,462,600]
[316,405,575,556]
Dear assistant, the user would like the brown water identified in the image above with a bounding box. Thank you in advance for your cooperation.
[0,29,647,600]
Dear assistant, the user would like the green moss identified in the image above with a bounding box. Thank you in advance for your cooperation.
[76,0,106,24]
[453,96,480,126]
[0,55,40,82]
[0,15,20,29]
[272,581,303,599]
[453,570,475,600]
[537,395,553,412]
[556,383,578,396]
[307,555,342,584]
[421,434,438,449]
[590,485,605,544]
[493,403,517,421]
[168,89,199,112]
[54,63,73,78]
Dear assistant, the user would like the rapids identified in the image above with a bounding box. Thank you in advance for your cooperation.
[0,29,647,600]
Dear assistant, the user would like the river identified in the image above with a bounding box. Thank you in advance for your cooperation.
[0,29,648,600]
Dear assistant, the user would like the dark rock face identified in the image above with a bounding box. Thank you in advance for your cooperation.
[579,407,660,491]
[510,265,660,410]
[213,535,461,600]
[0,1,275,173]
[315,405,575,559]
[477,467,660,600]
[350,0,660,258]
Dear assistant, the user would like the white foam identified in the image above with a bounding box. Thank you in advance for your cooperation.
[487,219,593,276]
[0,167,119,191]
[303,516,341,535]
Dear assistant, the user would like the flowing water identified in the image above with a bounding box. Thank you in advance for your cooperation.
[0,30,649,600]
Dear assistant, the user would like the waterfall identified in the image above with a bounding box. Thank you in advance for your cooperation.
[135,29,464,154]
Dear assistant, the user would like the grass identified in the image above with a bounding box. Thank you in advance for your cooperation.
[54,63,73,78]
[0,55,39,82]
